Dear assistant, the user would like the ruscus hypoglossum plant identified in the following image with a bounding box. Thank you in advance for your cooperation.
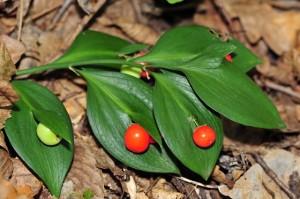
[4,25,285,197]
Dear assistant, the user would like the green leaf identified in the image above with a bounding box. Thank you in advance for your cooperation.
[166,0,184,4]
[12,80,73,143]
[16,30,131,75]
[174,42,235,70]
[134,25,223,67]
[185,63,285,129]
[153,71,223,179]
[5,100,73,196]
[79,69,178,173]
[228,39,262,72]
[119,43,148,56]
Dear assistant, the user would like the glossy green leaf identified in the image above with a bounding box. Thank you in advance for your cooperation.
[16,30,130,75]
[153,71,223,179]
[5,100,73,196]
[174,42,235,70]
[79,69,178,173]
[228,39,262,72]
[166,0,184,4]
[134,25,223,67]
[12,80,73,143]
[119,43,148,55]
[185,63,285,129]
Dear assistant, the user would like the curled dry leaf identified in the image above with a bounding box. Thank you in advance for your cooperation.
[0,38,16,81]
[61,134,105,199]
[216,0,300,55]
[1,35,25,64]
[0,81,18,129]
[219,149,300,199]
[10,159,42,197]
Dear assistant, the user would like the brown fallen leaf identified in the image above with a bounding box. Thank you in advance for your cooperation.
[9,159,42,196]
[114,19,159,45]
[0,81,18,129]
[257,58,295,86]
[193,0,229,33]
[273,95,300,132]
[216,0,300,55]
[0,176,34,199]
[1,35,25,64]
[61,134,105,199]
[0,131,13,180]
[0,39,16,81]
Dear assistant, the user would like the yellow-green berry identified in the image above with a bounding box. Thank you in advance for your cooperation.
[36,123,61,145]
[120,65,142,78]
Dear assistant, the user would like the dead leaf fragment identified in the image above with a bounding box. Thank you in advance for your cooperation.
[1,35,25,64]
[0,39,16,81]
[217,0,300,54]
[0,176,34,199]
[115,19,159,45]
[0,81,18,129]
[0,133,13,180]
[61,134,105,199]
[10,159,42,196]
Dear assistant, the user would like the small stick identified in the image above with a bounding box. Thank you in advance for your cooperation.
[50,0,74,29]
[17,0,24,41]
[250,153,297,199]
[62,0,106,50]
[176,176,219,189]
[25,1,63,23]
[264,80,300,101]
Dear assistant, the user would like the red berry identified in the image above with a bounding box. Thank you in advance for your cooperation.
[149,136,156,144]
[140,70,151,80]
[124,124,150,153]
[193,125,216,148]
[225,54,233,62]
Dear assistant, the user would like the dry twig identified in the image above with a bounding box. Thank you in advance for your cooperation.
[50,0,74,29]
[16,0,24,41]
[176,176,219,189]
[62,0,106,49]
[264,80,300,101]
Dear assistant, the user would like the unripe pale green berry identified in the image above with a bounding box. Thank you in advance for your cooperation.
[36,123,61,146]
[120,65,142,78]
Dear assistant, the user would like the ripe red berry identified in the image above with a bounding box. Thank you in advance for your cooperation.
[225,54,233,62]
[140,70,150,80]
[124,124,150,153]
[193,125,216,148]
[149,136,156,144]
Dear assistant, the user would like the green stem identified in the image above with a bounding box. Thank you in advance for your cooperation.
[16,59,141,76]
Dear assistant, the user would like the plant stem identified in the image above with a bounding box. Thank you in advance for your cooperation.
[16,59,141,76]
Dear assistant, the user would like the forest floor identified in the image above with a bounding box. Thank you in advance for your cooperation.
[1,0,300,198]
